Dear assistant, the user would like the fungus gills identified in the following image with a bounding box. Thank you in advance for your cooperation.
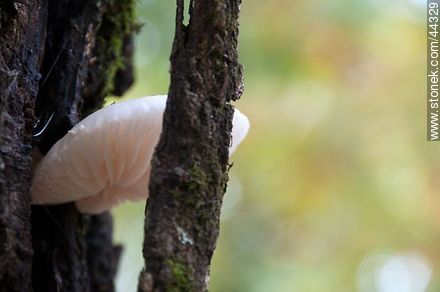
[31,95,249,214]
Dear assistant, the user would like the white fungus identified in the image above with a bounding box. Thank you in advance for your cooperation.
[30,95,250,214]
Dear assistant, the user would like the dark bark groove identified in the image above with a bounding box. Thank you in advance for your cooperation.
[139,0,243,291]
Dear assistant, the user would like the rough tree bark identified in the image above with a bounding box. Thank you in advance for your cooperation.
[0,0,136,291]
[0,1,44,290]
[138,0,243,291]
[1,0,242,290]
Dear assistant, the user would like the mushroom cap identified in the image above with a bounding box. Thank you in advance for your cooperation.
[31,95,249,214]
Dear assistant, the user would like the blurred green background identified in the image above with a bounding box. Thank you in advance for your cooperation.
[111,0,435,291]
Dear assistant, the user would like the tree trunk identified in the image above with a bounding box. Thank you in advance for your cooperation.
[1,0,242,290]
[138,0,243,291]
[0,0,136,291]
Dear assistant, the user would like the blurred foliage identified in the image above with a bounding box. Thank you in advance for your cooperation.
[112,0,434,291]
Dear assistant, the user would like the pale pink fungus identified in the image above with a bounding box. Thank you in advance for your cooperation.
[31,95,249,214]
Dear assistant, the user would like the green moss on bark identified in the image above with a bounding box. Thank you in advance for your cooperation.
[94,0,140,97]
[165,258,195,292]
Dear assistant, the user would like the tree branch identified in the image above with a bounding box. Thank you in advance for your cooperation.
[139,0,243,291]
